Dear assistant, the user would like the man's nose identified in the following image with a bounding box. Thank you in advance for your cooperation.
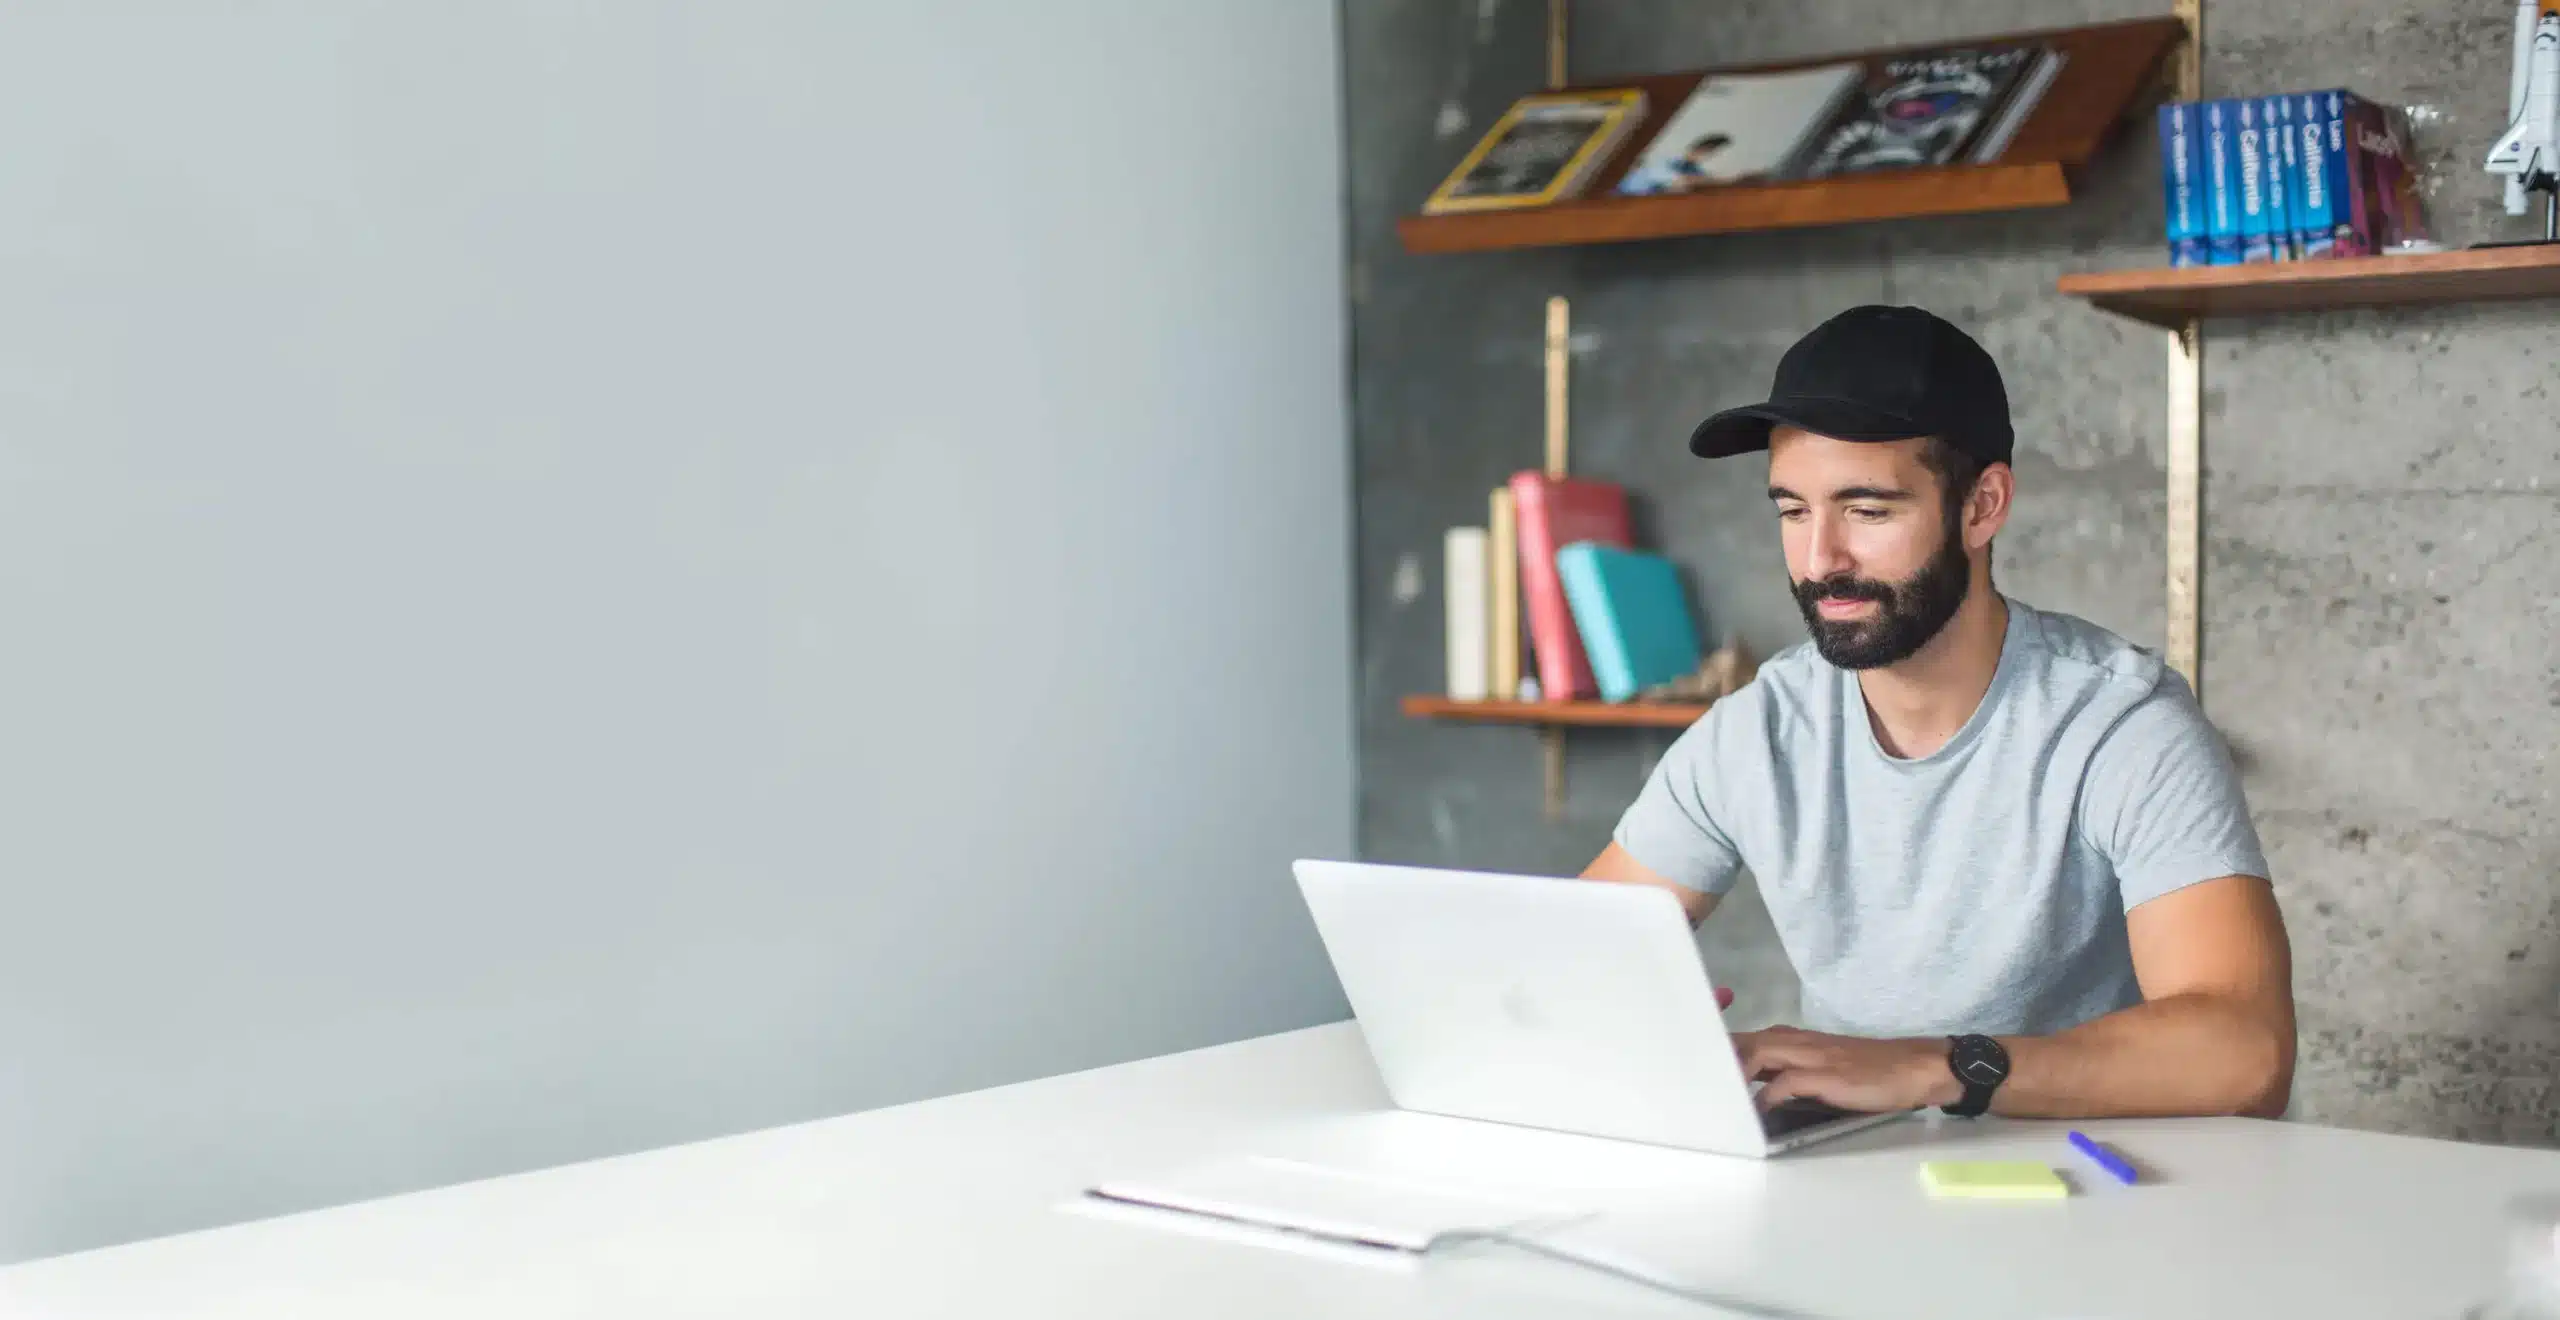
[1806,515,1856,581]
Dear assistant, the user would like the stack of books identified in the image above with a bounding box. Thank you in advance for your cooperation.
[1443,474,1705,706]
[2157,90,2434,268]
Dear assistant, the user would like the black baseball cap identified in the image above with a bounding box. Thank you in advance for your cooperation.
[1688,305,2014,465]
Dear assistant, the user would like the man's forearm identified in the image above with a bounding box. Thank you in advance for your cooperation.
[1969,992,2295,1119]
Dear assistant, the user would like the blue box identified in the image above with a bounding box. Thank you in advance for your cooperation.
[2293,89,2348,257]
[2201,99,2242,266]
[2263,95,2295,261]
[2159,102,2207,267]
[2236,97,2277,264]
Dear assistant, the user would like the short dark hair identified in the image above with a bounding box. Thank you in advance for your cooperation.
[1917,435,1997,573]
[1916,435,1987,524]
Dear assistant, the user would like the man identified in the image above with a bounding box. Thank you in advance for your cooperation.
[1585,306,2295,1121]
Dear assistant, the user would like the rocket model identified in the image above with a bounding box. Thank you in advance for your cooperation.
[2487,0,2560,230]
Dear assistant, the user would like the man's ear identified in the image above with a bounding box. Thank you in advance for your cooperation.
[1966,463,2015,551]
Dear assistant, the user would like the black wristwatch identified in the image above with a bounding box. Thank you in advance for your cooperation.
[1943,1034,2010,1118]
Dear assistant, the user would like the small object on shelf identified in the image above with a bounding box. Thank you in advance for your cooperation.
[2235,98,2284,264]
[1615,63,1862,194]
[1443,527,1490,701]
[1507,472,1629,702]
[2269,95,2302,260]
[2202,99,2242,266]
[2486,2,2560,240]
[2158,102,2207,268]
[2339,94,2433,255]
[1422,88,1647,215]
[1487,487,1522,704]
[1640,638,1760,704]
[1802,44,2051,178]
[2291,90,2339,259]
[1966,49,2066,164]
[1555,543,1703,703]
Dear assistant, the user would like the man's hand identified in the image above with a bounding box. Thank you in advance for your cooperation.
[1734,1026,1956,1113]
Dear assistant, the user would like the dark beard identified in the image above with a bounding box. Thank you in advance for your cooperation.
[1791,522,1973,670]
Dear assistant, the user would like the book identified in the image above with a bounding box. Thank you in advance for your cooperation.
[2159,102,2206,268]
[2338,94,2433,256]
[1966,49,2068,163]
[1488,487,1522,702]
[1444,528,1489,701]
[2236,97,2277,264]
[1555,544,1703,703]
[1615,63,1863,194]
[2202,99,2242,266]
[1507,473,1630,702]
[1423,89,1648,215]
[2293,90,2340,258]
[2267,95,2299,260]
[1803,45,2047,176]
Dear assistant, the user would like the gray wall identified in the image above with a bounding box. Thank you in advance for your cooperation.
[0,1,1353,1264]
[1349,0,2556,1144]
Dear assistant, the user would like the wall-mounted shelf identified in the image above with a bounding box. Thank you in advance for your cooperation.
[2056,246,2560,328]
[1401,694,1709,730]
[1397,16,2183,255]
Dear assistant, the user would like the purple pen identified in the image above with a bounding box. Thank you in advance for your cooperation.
[2068,1130,2139,1185]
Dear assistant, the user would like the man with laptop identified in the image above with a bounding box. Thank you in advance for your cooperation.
[1584,305,2295,1124]
[1294,308,2292,1160]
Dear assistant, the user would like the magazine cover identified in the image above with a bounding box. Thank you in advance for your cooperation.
[1803,45,2044,176]
[1423,89,1647,214]
[1614,63,1863,194]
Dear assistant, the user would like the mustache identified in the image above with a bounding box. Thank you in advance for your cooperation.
[1794,575,1895,604]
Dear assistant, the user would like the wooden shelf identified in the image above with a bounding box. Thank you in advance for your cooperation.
[1401,694,1711,729]
[2056,245,2560,327]
[1397,16,2182,255]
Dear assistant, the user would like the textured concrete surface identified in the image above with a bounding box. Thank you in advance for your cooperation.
[1346,0,2557,1140]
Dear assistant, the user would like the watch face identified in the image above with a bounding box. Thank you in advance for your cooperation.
[1952,1035,2010,1085]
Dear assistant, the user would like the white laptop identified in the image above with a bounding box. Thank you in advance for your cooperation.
[1292,859,1910,1158]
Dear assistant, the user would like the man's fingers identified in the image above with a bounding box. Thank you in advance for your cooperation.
[1736,1032,1826,1080]
[1755,1069,1829,1111]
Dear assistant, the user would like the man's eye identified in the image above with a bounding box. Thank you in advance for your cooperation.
[1777,506,1809,522]
[1848,506,1891,522]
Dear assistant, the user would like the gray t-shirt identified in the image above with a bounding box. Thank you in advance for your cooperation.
[1612,597,2268,1039]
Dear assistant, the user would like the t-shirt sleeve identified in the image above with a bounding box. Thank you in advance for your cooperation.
[2079,678,2271,911]
[1609,709,1747,897]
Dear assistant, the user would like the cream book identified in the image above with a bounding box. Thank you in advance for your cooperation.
[1444,527,1490,700]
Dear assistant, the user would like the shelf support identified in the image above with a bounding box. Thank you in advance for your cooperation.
[2166,0,2204,697]
[1540,295,1571,819]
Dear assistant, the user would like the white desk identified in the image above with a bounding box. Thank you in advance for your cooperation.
[2,1022,2553,1319]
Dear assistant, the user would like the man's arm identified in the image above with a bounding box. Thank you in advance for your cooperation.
[1985,873,2294,1117]
[1582,842,1719,926]
[1741,873,2296,1119]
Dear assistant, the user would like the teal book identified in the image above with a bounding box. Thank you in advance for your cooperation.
[1555,542,1703,702]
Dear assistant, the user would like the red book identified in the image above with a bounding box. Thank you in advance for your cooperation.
[1507,472,1630,701]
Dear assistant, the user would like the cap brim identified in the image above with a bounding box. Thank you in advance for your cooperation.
[1688,397,1933,458]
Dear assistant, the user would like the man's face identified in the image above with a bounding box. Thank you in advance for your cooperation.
[1766,427,1974,670]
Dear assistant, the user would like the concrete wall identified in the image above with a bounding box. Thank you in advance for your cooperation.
[0,1,1353,1264]
[1348,0,2555,1144]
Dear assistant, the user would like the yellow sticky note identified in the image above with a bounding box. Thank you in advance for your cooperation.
[1920,1161,2068,1200]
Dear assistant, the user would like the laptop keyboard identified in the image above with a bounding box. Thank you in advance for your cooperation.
[1759,1097,1859,1140]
